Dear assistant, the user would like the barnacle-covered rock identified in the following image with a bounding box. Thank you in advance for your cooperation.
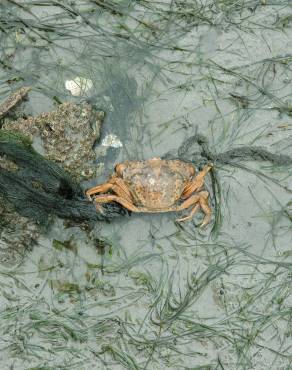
[0,199,39,266]
[3,102,104,180]
[0,87,31,121]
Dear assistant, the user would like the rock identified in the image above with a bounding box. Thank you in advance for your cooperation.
[0,199,39,266]
[3,101,104,180]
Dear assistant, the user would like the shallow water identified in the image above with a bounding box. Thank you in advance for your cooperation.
[0,1,292,369]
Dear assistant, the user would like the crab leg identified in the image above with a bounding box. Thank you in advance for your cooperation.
[111,177,133,202]
[92,194,139,212]
[177,204,200,222]
[86,182,113,199]
[86,177,133,203]
[176,191,211,226]
[199,195,212,227]
[182,164,213,199]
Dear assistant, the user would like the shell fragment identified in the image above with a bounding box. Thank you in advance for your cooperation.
[65,77,93,96]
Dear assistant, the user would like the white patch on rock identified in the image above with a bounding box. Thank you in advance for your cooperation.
[101,134,123,148]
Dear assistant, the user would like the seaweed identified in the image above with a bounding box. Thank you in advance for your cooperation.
[178,131,292,167]
[0,130,124,224]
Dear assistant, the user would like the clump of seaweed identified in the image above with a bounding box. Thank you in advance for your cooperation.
[0,130,123,224]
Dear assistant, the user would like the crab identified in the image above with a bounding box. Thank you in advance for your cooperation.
[86,158,213,226]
